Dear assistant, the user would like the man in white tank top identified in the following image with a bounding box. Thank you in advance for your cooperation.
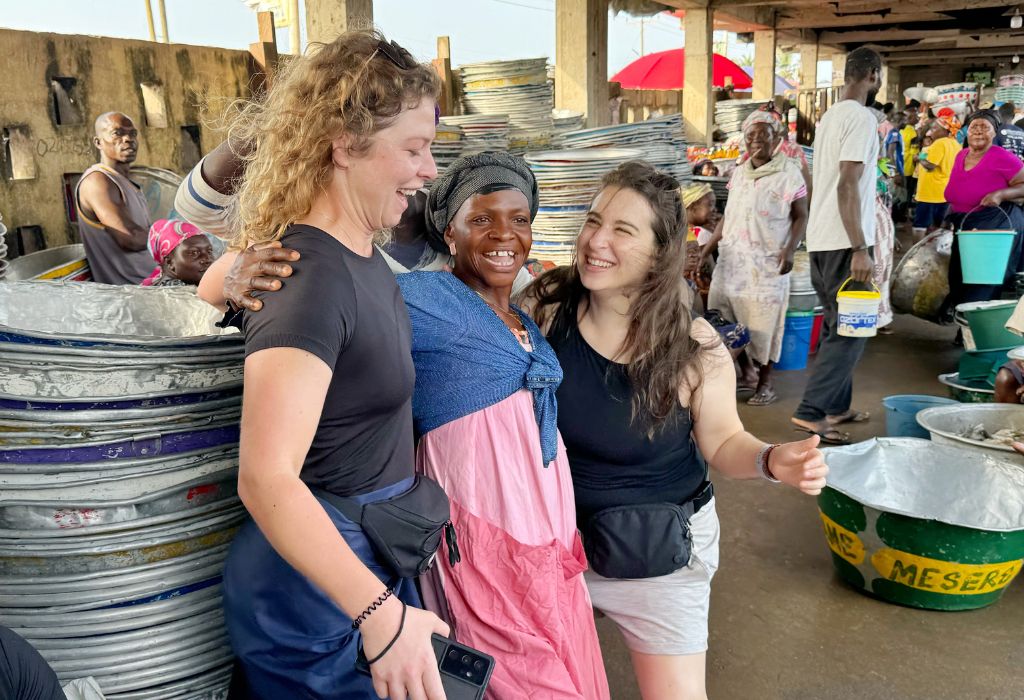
[74,112,154,284]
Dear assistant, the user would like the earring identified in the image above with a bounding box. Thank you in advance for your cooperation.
[449,243,457,256]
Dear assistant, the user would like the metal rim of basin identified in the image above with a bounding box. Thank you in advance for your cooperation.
[916,403,1024,455]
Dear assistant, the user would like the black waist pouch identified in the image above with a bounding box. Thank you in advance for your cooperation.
[314,476,460,579]
[582,481,713,580]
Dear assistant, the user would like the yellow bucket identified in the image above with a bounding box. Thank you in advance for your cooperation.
[836,277,881,338]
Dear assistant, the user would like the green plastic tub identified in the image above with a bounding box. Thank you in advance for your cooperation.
[957,346,1015,387]
[956,301,1021,351]
[819,438,1024,611]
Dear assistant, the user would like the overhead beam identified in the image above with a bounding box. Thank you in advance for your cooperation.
[885,47,1022,62]
[870,34,1024,55]
[777,12,952,30]
[820,28,960,44]
[665,4,775,30]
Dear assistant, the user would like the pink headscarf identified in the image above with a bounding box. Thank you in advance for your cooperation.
[140,219,204,286]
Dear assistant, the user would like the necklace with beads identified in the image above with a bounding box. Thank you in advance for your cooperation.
[474,291,531,347]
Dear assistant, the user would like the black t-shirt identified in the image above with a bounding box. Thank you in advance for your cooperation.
[996,124,1024,160]
[0,626,65,700]
[243,225,415,496]
[546,306,706,523]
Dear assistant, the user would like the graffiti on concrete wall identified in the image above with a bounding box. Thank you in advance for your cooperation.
[35,134,93,159]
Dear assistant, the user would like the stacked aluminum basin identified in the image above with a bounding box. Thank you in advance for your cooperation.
[0,282,244,700]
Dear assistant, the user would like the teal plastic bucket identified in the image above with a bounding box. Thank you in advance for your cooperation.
[882,394,959,438]
[957,230,1016,284]
[777,311,814,371]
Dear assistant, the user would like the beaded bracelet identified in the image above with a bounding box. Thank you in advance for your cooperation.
[352,587,394,630]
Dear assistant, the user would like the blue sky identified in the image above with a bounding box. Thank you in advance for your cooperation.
[0,0,752,74]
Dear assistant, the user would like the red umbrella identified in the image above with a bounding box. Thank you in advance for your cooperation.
[610,49,752,91]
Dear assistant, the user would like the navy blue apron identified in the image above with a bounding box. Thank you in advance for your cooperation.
[222,477,421,699]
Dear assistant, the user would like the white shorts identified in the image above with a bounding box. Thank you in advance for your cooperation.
[584,497,720,656]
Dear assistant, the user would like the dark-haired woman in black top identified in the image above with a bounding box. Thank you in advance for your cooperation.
[522,161,828,700]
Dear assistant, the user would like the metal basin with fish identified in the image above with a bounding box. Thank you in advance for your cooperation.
[916,403,1024,465]
[938,372,994,403]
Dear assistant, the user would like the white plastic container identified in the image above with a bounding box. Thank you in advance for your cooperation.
[836,278,881,338]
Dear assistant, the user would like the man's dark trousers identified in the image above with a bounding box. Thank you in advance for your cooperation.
[794,247,872,422]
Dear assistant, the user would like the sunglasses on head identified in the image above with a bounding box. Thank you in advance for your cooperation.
[375,39,413,70]
[374,39,440,125]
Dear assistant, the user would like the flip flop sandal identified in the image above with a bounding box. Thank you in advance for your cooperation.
[794,426,850,445]
[827,410,870,426]
[747,390,777,406]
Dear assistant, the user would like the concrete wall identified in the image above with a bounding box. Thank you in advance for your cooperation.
[0,28,255,249]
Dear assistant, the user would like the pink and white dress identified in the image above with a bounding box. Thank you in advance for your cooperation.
[417,389,610,700]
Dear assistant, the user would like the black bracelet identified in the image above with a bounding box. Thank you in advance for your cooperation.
[365,600,407,666]
[351,587,394,630]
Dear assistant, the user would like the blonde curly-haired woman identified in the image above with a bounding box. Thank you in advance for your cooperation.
[206,31,451,699]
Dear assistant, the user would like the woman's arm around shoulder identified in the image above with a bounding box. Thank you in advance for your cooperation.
[684,319,828,495]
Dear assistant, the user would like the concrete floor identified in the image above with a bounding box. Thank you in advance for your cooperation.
[597,314,1024,699]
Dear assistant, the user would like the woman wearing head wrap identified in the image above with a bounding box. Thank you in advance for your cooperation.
[693,159,719,177]
[397,152,611,700]
[913,113,961,235]
[140,219,215,287]
[737,102,813,197]
[702,109,809,406]
[942,109,1024,311]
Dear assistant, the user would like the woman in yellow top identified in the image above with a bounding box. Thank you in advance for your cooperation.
[913,114,960,236]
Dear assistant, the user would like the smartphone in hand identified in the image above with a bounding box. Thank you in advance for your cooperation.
[355,633,494,700]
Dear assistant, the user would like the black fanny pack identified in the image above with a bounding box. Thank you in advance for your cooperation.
[314,475,460,579]
[582,481,713,580]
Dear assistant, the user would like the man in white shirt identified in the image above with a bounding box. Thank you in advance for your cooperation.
[791,47,882,445]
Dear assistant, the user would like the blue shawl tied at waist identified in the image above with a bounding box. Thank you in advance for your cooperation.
[396,271,562,466]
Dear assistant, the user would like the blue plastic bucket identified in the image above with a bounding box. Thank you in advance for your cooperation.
[777,311,814,371]
[957,230,1016,284]
[882,394,959,438]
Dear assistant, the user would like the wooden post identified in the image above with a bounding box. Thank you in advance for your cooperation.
[250,10,280,89]
[157,0,169,43]
[305,0,373,45]
[886,65,902,105]
[831,51,847,88]
[433,36,455,117]
[289,0,301,55]
[144,0,156,42]
[799,39,819,91]
[683,8,713,145]
[753,29,777,102]
[555,0,609,128]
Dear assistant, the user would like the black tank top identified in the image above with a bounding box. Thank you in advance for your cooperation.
[548,304,707,523]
